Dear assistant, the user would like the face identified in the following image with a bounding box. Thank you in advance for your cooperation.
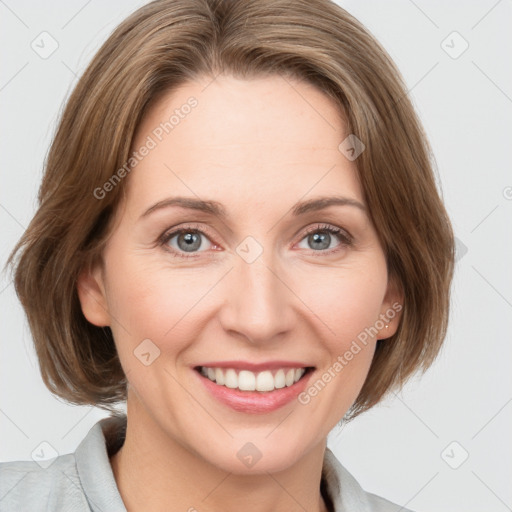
[78,74,401,474]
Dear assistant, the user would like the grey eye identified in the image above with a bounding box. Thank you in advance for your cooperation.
[307,232,332,251]
[167,230,210,253]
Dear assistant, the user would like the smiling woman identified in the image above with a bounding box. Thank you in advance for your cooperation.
[1,0,454,511]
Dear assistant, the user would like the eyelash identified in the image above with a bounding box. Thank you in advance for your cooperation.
[158,223,353,259]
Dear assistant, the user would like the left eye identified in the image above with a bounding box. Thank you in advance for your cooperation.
[296,226,348,252]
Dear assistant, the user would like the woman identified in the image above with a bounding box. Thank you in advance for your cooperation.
[0,0,454,510]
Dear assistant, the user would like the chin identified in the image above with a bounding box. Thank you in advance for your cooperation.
[193,429,316,475]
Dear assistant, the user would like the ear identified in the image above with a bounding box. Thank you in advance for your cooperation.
[76,257,110,327]
[377,274,404,340]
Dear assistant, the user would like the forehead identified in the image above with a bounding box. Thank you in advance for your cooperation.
[125,74,362,213]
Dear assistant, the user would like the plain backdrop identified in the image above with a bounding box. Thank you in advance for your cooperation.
[1,1,511,511]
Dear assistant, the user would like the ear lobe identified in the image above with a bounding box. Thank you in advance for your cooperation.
[76,258,110,327]
[378,275,404,340]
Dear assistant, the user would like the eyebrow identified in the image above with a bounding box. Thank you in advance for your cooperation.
[140,195,366,220]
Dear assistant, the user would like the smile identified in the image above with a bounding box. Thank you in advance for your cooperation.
[197,366,311,392]
[193,363,315,413]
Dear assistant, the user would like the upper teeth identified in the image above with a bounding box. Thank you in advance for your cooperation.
[200,367,306,392]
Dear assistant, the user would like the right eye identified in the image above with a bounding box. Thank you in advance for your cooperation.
[160,226,216,258]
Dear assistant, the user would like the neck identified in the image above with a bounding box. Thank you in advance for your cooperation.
[110,396,330,512]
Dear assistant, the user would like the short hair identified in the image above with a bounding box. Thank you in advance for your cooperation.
[7,0,454,419]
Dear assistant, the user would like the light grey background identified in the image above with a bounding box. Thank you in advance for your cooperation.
[1,1,511,511]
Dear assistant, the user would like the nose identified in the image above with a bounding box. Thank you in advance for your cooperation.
[217,251,295,345]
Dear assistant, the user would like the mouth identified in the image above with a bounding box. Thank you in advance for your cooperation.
[193,362,315,413]
[194,365,315,393]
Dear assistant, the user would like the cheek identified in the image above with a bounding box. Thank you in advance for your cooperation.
[297,262,388,343]
[103,251,216,359]
[292,263,387,405]
[299,267,387,412]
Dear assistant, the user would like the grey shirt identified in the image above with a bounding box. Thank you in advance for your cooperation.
[0,415,412,511]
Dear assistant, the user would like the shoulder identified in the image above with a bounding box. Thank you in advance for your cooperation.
[0,453,89,511]
[0,414,127,512]
[322,448,415,512]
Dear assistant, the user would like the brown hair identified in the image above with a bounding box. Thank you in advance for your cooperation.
[6,0,454,419]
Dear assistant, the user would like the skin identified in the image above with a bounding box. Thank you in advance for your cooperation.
[78,74,402,512]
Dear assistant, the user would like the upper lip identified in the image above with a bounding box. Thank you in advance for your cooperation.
[195,361,314,372]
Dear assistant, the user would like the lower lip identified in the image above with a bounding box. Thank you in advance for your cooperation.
[194,368,313,414]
